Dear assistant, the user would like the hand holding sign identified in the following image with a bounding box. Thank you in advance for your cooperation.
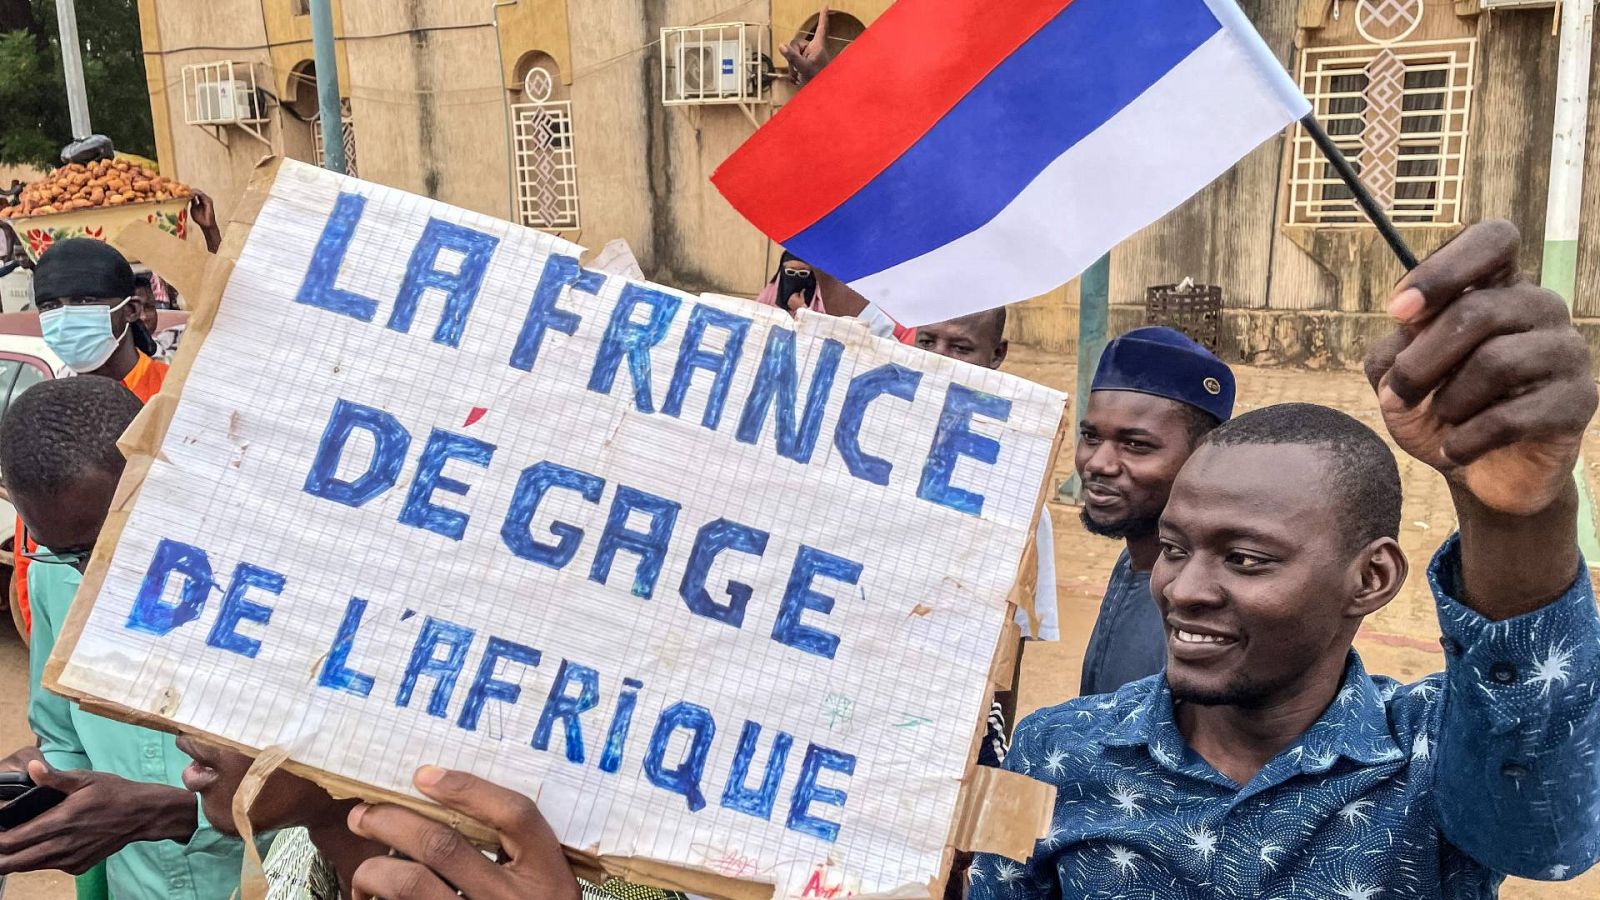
[1365,220,1597,517]
[349,766,580,900]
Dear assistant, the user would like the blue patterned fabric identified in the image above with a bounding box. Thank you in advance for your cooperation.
[970,537,1600,899]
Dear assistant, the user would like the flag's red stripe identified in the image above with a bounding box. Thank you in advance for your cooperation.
[712,0,1075,242]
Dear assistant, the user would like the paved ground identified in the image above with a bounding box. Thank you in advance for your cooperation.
[0,356,1593,898]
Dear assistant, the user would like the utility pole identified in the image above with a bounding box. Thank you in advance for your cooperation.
[55,0,91,138]
[1061,252,1111,502]
[1542,0,1600,563]
[310,0,346,173]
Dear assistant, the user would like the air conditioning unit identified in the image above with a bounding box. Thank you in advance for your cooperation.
[194,80,263,125]
[679,40,744,99]
[661,24,768,107]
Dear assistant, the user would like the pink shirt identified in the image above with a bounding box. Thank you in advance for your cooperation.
[756,280,917,345]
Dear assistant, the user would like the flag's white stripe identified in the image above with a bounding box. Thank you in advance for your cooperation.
[852,28,1307,328]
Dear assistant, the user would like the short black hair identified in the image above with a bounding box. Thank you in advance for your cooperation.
[0,377,143,499]
[1179,404,1222,446]
[1201,403,1402,552]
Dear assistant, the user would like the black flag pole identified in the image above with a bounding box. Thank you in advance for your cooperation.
[1299,113,1419,272]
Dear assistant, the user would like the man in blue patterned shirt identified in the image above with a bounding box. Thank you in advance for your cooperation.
[970,220,1600,898]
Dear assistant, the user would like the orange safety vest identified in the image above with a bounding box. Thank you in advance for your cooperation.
[12,355,168,638]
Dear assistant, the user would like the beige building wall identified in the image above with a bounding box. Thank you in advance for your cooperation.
[139,0,1597,365]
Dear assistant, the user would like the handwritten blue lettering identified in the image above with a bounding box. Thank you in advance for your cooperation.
[318,597,377,698]
[735,328,843,464]
[772,546,860,660]
[204,562,284,658]
[126,539,213,636]
[598,677,644,774]
[721,720,793,820]
[532,660,600,764]
[458,637,541,732]
[588,284,681,413]
[917,385,1011,516]
[303,399,410,508]
[509,254,606,371]
[663,305,752,429]
[679,518,769,628]
[399,429,496,541]
[295,193,379,322]
[644,701,715,812]
[589,486,680,599]
[395,617,475,719]
[834,364,922,486]
[387,218,500,347]
[787,744,856,842]
[501,462,605,568]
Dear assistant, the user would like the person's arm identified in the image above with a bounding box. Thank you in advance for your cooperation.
[347,766,582,900]
[1367,220,1600,879]
[189,192,222,254]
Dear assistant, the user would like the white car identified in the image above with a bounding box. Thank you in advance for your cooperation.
[0,314,67,637]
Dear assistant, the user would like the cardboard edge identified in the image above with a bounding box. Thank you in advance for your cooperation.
[113,222,210,302]
[929,403,1071,896]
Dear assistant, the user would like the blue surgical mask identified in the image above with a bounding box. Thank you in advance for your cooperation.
[40,298,132,374]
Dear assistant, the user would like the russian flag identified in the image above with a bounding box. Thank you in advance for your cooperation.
[713,0,1310,327]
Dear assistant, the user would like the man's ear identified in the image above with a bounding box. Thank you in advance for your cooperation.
[991,339,1009,370]
[122,295,146,326]
[1345,537,1408,619]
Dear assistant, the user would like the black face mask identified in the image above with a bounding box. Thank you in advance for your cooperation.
[131,317,160,357]
[777,264,817,311]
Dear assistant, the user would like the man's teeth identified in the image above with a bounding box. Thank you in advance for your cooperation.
[1175,630,1231,645]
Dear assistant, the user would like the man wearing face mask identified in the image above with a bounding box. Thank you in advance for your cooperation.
[33,238,169,400]
[12,239,171,643]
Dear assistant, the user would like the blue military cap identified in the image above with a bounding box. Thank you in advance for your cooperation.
[1091,327,1235,423]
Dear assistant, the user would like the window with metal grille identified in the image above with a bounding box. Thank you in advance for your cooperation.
[291,0,310,16]
[1286,39,1475,226]
[512,66,580,231]
[312,101,358,177]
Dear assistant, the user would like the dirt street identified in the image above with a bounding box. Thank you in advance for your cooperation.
[0,355,1593,898]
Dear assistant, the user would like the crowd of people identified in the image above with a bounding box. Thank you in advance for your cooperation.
[0,9,1598,900]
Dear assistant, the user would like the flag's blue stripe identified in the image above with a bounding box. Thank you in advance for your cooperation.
[783,0,1223,286]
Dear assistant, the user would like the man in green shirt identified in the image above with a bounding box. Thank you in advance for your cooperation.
[0,376,246,898]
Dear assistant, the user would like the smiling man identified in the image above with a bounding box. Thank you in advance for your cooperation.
[1076,327,1234,696]
[968,221,1600,897]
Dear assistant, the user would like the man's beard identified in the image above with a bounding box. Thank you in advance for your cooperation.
[1079,507,1161,540]
[1170,674,1274,709]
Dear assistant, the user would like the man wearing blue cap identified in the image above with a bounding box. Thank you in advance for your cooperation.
[1076,327,1235,696]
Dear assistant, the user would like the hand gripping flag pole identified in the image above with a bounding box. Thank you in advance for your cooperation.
[1299,113,1419,272]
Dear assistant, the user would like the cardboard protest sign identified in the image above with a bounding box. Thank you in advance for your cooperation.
[48,159,1064,898]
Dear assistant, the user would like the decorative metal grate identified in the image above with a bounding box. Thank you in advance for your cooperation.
[511,67,580,231]
[313,100,359,177]
[1287,39,1476,226]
